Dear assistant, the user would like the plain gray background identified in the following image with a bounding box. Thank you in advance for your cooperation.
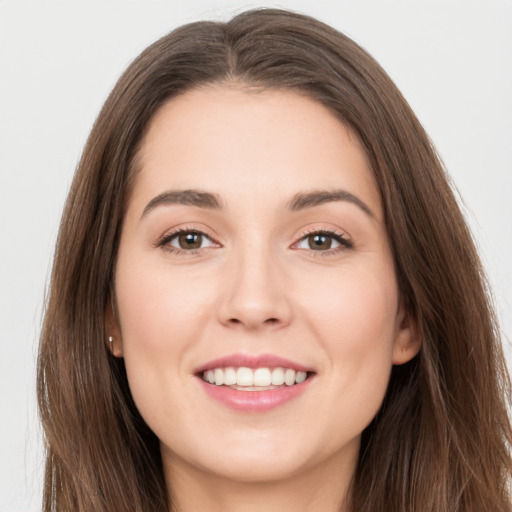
[1,1,511,510]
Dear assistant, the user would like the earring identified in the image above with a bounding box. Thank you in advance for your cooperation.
[108,336,113,345]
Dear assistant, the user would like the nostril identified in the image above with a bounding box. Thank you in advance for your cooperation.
[223,314,285,329]
[229,318,278,323]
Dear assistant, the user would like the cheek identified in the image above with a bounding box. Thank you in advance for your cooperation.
[301,263,398,350]
[298,263,398,419]
[114,257,216,422]
[116,259,212,346]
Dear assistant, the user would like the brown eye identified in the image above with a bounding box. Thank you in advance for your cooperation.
[177,232,203,249]
[307,234,332,250]
[293,230,351,253]
[161,230,217,253]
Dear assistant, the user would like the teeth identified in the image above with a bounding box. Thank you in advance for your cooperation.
[271,367,285,385]
[237,367,253,386]
[284,369,295,386]
[253,368,272,386]
[296,371,307,383]
[224,367,237,385]
[214,368,224,386]
[202,366,309,387]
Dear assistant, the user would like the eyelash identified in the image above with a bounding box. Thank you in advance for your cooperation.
[156,227,218,255]
[156,227,353,256]
[294,228,353,256]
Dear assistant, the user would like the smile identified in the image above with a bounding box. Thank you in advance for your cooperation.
[202,366,309,389]
[195,354,316,412]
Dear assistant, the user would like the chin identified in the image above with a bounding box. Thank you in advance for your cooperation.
[202,452,312,484]
[161,432,316,484]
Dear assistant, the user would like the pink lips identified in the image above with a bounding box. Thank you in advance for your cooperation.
[194,353,316,413]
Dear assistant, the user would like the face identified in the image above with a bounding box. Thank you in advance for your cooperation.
[110,86,418,485]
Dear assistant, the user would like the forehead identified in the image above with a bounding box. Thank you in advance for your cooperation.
[130,85,381,218]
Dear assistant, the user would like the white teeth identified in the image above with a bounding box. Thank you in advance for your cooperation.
[296,371,307,383]
[236,367,254,386]
[253,368,272,386]
[214,368,224,386]
[201,366,310,388]
[271,367,285,385]
[284,369,296,386]
[224,367,237,386]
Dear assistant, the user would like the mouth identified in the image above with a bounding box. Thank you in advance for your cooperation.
[194,354,316,412]
[199,366,314,391]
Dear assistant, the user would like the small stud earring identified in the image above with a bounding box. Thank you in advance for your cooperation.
[108,336,113,345]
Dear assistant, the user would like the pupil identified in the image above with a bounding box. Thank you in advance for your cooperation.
[179,232,202,249]
[309,234,331,250]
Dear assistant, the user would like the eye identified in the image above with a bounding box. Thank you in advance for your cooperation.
[172,231,207,250]
[159,229,218,253]
[293,230,352,252]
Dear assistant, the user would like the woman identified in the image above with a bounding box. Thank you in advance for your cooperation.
[37,8,512,512]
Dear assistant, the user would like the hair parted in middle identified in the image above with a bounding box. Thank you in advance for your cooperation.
[38,8,511,512]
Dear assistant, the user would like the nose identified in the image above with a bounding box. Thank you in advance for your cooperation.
[217,246,293,331]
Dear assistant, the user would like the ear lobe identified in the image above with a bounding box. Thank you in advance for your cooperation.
[392,307,421,365]
[105,298,123,357]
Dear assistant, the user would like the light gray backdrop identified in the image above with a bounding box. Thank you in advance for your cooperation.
[1,1,511,510]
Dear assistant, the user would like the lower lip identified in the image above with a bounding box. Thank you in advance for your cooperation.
[197,376,314,412]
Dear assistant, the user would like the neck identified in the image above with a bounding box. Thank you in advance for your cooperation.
[163,443,358,512]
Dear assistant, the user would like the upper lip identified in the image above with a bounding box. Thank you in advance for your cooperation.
[193,353,315,375]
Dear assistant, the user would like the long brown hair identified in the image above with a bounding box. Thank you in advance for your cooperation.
[38,8,512,511]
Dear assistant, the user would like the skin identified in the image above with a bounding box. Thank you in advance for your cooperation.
[108,85,420,512]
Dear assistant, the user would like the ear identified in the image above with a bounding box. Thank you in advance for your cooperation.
[392,302,421,365]
[105,296,123,358]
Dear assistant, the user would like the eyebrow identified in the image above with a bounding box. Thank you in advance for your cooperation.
[286,189,375,218]
[141,188,375,219]
[141,189,223,218]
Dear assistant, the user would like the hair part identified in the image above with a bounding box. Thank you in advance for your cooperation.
[38,8,512,512]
